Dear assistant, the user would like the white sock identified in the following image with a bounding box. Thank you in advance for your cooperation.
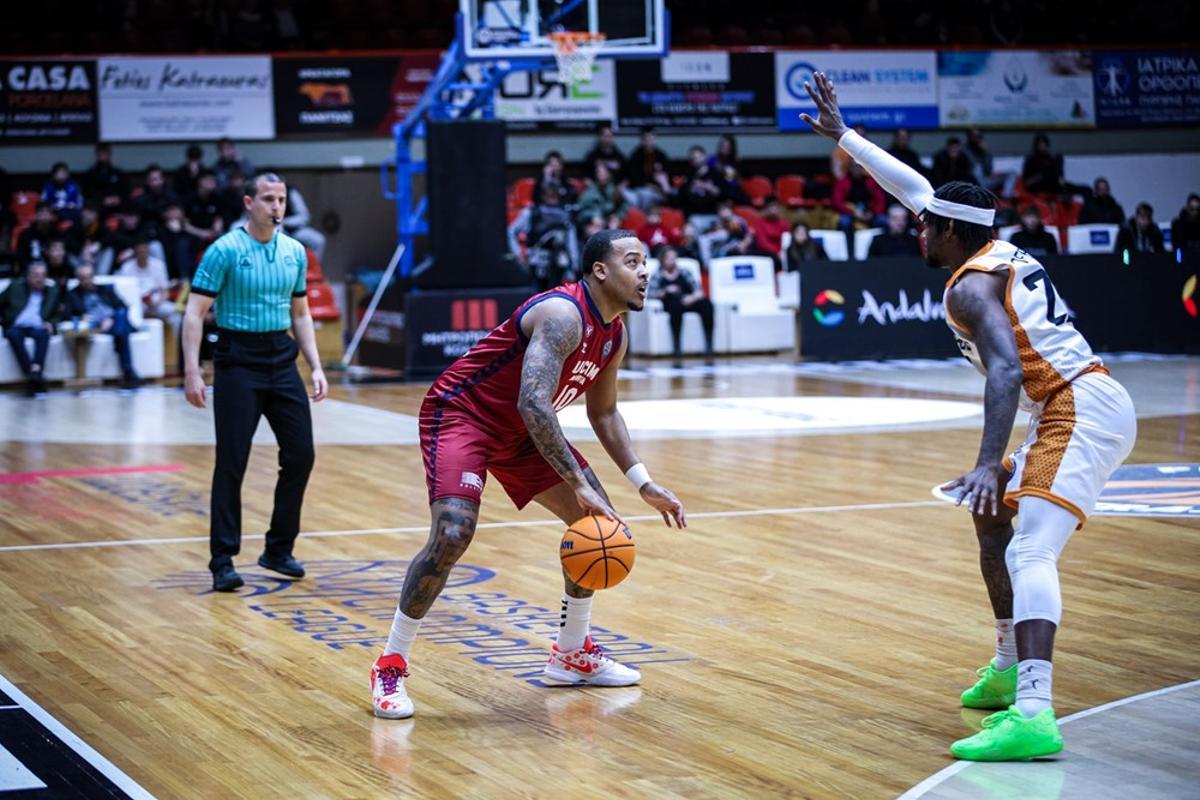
[994,619,1017,671]
[556,594,592,652]
[383,608,421,660]
[1015,659,1053,717]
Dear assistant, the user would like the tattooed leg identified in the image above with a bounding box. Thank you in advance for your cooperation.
[399,497,480,618]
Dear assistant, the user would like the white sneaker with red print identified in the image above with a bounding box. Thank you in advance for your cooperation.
[370,653,415,719]
[543,636,641,686]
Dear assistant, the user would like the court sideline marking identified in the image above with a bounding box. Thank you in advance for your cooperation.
[0,673,156,799]
[0,500,947,553]
[896,678,1200,799]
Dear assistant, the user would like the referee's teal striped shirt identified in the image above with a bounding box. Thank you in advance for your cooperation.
[192,228,308,332]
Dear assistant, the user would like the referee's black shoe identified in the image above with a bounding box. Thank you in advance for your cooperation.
[212,564,244,592]
[257,553,306,580]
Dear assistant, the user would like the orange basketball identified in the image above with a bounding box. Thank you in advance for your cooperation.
[559,515,636,590]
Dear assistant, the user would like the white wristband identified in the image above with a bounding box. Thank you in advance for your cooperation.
[624,462,652,491]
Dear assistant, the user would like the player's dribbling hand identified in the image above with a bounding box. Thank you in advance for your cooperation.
[575,484,624,526]
[640,482,687,528]
[943,464,1003,518]
[799,71,849,142]
[184,370,208,409]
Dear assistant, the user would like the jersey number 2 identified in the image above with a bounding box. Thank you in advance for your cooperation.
[1022,268,1071,325]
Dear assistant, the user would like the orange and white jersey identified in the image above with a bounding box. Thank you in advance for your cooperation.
[944,240,1103,407]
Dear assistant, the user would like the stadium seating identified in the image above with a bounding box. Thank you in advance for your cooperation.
[740,176,774,208]
[809,229,850,261]
[0,275,165,384]
[1066,224,1119,254]
[708,255,795,353]
[626,256,729,356]
[774,175,807,208]
[854,228,884,261]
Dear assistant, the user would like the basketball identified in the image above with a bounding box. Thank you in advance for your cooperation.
[560,515,636,590]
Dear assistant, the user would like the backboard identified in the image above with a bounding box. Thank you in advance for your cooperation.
[459,0,667,61]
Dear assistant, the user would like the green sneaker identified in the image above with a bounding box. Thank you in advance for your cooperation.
[950,706,1064,761]
[960,659,1017,709]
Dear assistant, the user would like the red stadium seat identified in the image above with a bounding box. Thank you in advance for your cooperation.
[622,207,647,231]
[741,176,773,208]
[512,177,535,207]
[775,175,806,208]
[660,207,685,234]
[734,205,761,227]
[9,191,40,226]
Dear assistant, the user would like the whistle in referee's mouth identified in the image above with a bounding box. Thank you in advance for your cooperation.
[272,216,282,224]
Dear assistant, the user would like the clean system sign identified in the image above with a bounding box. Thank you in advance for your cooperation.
[98,56,274,141]
[776,51,938,130]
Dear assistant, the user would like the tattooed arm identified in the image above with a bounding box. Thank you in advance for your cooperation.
[942,270,1024,517]
[518,298,620,520]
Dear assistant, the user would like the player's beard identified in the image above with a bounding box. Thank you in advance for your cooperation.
[626,298,645,312]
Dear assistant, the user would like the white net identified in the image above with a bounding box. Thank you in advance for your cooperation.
[549,31,606,85]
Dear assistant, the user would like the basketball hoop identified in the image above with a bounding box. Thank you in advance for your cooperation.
[548,31,607,85]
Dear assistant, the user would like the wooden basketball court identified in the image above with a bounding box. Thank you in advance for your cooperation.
[1,355,1197,798]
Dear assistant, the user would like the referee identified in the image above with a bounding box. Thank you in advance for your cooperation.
[183,172,328,592]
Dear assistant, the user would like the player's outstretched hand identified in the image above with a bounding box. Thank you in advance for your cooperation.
[640,482,687,528]
[799,71,849,142]
[575,484,624,526]
[943,464,1004,518]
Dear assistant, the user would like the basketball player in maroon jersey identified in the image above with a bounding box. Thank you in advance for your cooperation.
[370,229,687,718]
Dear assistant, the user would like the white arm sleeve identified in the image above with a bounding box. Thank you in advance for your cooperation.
[837,130,934,216]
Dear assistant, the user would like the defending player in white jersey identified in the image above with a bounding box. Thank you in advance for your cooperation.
[802,72,1137,761]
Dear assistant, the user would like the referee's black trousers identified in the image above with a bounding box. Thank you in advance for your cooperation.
[208,330,314,572]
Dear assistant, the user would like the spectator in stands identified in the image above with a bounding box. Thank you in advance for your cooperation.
[174,144,206,199]
[160,203,197,281]
[283,185,325,261]
[626,127,673,209]
[213,138,254,191]
[1,262,63,396]
[699,200,755,263]
[833,161,886,234]
[832,124,867,180]
[579,213,607,242]
[99,203,154,276]
[752,197,790,268]
[582,123,626,183]
[42,238,76,283]
[186,171,226,242]
[675,222,703,263]
[1116,202,1165,254]
[217,169,248,228]
[868,205,922,259]
[17,203,58,268]
[66,263,140,388]
[649,246,715,361]
[931,136,977,188]
[117,239,178,334]
[637,206,679,253]
[1021,133,1085,197]
[81,143,128,214]
[708,134,749,205]
[41,162,84,223]
[784,221,827,269]
[681,145,724,229]
[509,184,578,291]
[1079,177,1126,225]
[136,165,177,239]
[1171,193,1200,257]
[888,128,927,178]
[966,128,1015,198]
[66,204,104,269]
[534,151,577,206]
[575,162,627,226]
[1009,206,1058,257]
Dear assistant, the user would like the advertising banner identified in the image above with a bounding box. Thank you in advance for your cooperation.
[404,288,533,378]
[273,54,439,135]
[776,51,938,130]
[938,50,1094,128]
[0,59,97,141]
[491,60,617,130]
[1094,49,1200,127]
[616,51,775,129]
[98,56,274,141]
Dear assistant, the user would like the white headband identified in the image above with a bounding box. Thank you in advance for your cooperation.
[925,197,995,227]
